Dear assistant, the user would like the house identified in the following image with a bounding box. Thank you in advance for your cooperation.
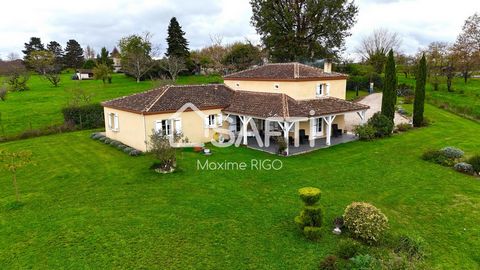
[101,62,369,155]
[111,47,122,73]
[75,69,94,80]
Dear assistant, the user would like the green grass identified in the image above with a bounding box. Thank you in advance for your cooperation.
[0,73,223,137]
[398,75,480,121]
[0,104,479,269]
[346,89,370,101]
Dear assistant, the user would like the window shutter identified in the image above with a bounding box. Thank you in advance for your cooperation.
[155,121,162,133]
[313,119,318,135]
[217,114,223,126]
[174,118,182,134]
[326,83,331,96]
[166,120,172,136]
[204,116,209,128]
[316,84,321,96]
[114,114,119,130]
[108,113,113,129]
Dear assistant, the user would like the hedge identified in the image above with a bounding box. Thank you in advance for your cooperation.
[62,103,104,129]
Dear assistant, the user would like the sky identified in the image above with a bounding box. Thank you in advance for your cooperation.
[0,0,478,60]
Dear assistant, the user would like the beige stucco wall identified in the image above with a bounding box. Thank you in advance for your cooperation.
[104,107,147,151]
[224,79,346,100]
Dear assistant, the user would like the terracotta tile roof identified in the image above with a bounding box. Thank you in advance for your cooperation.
[223,91,369,119]
[223,62,347,81]
[102,84,234,114]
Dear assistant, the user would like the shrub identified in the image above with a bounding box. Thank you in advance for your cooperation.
[336,239,364,259]
[343,202,389,244]
[394,235,426,260]
[467,155,480,173]
[454,162,475,175]
[403,95,414,104]
[117,144,127,150]
[129,149,142,156]
[303,226,322,240]
[98,137,107,142]
[349,254,375,269]
[298,187,321,205]
[0,85,7,101]
[294,187,323,240]
[110,140,119,146]
[354,124,376,141]
[368,112,394,138]
[440,147,464,159]
[62,103,104,129]
[395,123,411,132]
[123,147,133,153]
[397,83,414,97]
[421,150,455,167]
[319,255,338,270]
[149,131,177,172]
[104,138,112,144]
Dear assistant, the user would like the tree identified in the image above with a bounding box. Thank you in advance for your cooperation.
[26,50,55,75]
[381,50,397,122]
[6,64,29,92]
[413,54,427,127]
[64,39,85,68]
[47,41,64,66]
[165,17,190,59]
[452,13,480,83]
[396,53,416,78]
[93,63,112,84]
[250,0,358,62]
[160,56,187,81]
[222,42,262,71]
[45,68,61,87]
[119,33,157,83]
[149,131,178,173]
[0,150,33,202]
[423,42,450,91]
[97,47,114,69]
[22,37,45,69]
[84,45,96,60]
[357,28,402,73]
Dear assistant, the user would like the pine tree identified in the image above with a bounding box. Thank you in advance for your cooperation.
[413,54,427,127]
[22,37,45,69]
[64,39,85,68]
[165,17,190,59]
[381,49,397,123]
[47,41,64,66]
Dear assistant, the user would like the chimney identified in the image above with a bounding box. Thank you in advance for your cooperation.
[294,63,299,79]
[323,59,332,73]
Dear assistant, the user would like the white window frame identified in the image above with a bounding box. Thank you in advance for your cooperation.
[208,114,216,128]
[155,120,172,136]
[316,84,324,97]
[313,118,323,137]
[108,112,119,131]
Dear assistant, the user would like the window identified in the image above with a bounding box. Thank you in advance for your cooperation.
[316,83,330,97]
[316,118,323,133]
[208,115,216,126]
[316,84,324,97]
[108,113,119,131]
[155,120,172,136]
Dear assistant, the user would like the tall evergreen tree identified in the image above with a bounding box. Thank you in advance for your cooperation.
[64,39,85,69]
[381,49,397,122]
[22,37,45,68]
[47,41,64,66]
[97,47,114,69]
[413,54,427,127]
[165,17,190,59]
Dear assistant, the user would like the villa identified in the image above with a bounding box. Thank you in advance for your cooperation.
[101,62,370,155]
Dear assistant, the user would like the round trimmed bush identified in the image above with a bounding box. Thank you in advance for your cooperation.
[354,124,376,141]
[422,149,455,167]
[367,112,394,138]
[129,149,142,156]
[441,147,464,159]
[343,202,389,244]
[98,137,107,142]
[300,205,323,227]
[454,162,475,175]
[303,226,322,240]
[117,144,127,150]
[336,238,364,259]
[123,147,133,153]
[104,138,112,144]
[467,155,480,173]
[298,187,321,205]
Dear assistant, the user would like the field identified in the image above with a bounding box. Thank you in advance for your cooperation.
[398,76,480,121]
[0,104,479,269]
[0,73,222,137]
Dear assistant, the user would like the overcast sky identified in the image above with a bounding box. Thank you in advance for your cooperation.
[0,0,478,60]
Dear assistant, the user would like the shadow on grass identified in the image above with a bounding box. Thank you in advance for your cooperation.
[4,201,25,211]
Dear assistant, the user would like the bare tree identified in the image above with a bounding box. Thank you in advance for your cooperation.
[118,32,159,83]
[422,42,451,90]
[452,13,480,83]
[7,52,20,61]
[356,28,402,73]
[160,56,186,81]
[84,45,96,60]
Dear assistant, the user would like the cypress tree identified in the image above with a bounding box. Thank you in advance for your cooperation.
[381,49,397,123]
[413,54,427,127]
[165,17,190,59]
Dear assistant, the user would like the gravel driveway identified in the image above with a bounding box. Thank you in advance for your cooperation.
[344,93,410,131]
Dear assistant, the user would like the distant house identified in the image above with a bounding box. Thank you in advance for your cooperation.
[102,62,370,155]
[75,69,94,80]
[111,47,121,73]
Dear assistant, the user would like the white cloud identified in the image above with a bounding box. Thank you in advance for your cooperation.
[0,0,478,60]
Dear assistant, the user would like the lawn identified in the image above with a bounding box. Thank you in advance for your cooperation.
[0,73,222,137]
[0,104,479,269]
[398,75,480,121]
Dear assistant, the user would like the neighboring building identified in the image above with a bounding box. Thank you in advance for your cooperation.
[75,69,94,80]
[102,62,369,155]
[111,47,121,73]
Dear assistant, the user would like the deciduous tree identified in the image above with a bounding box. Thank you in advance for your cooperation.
[26,50,55,75]
[452,13,480,83]
[93,63,112,84]
[160,56,186,81]
[413,54,427,127]
[22,37,45,69]
[222,42,262,72]
[119,33,157,83]
[357,28,402,74]
[0,150,33,202]
[250,0,358,62]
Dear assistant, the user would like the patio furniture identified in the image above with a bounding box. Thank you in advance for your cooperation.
[332,124,343,137]
[299,129,309,144]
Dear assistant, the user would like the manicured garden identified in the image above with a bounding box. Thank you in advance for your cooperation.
[0,73,222,137]
[0,103,479,269]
